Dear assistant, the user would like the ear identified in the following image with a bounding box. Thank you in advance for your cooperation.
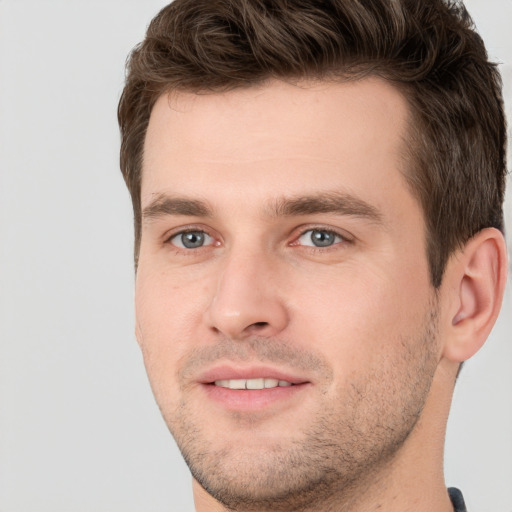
[442,228,508,363]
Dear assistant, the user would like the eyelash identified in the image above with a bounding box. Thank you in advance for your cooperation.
[165,227,218,251]
[164,225,353,252]
[291,227,351,250]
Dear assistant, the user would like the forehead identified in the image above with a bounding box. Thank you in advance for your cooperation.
[142,78,413,217]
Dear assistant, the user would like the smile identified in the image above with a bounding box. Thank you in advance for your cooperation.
[214,378,294,389]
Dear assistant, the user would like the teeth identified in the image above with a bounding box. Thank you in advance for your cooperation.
[214,378,293,389]
[246,378,264,390]
[229,379,246,389]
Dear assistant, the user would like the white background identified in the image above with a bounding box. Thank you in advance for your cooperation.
[0,1,510,511]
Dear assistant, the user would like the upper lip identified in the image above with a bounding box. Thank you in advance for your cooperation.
[197,364,311,385]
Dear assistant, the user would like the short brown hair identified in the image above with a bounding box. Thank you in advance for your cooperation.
[118,0,507,287]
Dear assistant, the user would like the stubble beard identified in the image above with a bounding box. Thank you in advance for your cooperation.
[158,305,440,512]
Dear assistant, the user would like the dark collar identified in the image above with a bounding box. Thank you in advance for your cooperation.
[448,487,467,512]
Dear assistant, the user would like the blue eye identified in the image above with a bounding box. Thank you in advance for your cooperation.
[170,231,213,249]
[298,229,343,248]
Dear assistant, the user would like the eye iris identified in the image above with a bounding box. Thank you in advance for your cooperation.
[181,232,205,248]
[311,230,335,247]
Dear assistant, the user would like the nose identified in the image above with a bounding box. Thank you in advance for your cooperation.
[205,248,289,340]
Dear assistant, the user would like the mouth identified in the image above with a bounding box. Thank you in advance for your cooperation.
[213,378,295,390]
[198,366,311,411]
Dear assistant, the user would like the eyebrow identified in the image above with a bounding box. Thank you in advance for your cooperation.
[268,192,383,223]
[142,194,213,221]
[141,191,383,224]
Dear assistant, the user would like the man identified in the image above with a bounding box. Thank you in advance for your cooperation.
[118,0,508,510]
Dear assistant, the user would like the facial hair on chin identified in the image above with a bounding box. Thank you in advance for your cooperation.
[158,305,440,512]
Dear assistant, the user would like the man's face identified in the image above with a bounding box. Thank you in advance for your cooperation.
[137,79,441,510]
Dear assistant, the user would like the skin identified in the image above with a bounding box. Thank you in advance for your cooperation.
[135,78,505,511]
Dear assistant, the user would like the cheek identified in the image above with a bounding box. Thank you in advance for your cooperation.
[288,265,430,372]
[134,268,211,389]
[136,264,210,333]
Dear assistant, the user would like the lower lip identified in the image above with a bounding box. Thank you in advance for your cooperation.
[202,383,310,411]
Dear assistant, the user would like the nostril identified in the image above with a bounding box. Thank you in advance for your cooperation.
[252,322,269,328]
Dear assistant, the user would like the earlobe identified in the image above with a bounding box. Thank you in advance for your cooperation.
[443,228,508,363]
